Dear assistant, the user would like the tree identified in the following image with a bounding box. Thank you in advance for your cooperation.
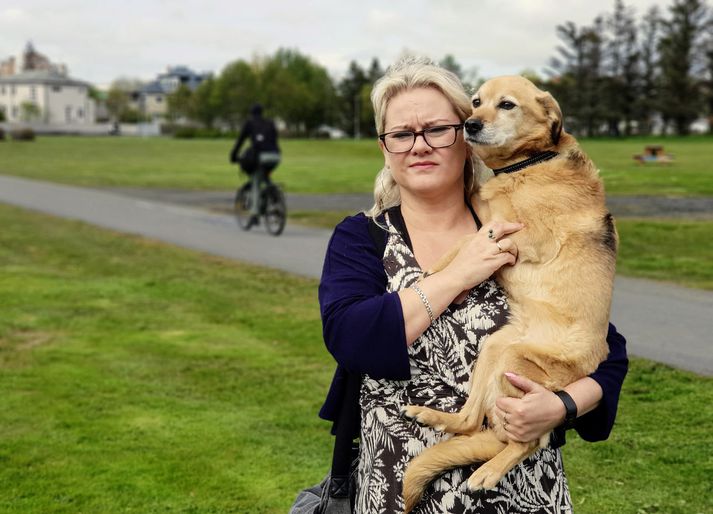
[658,0,709,135]
[166,84,193,124]
[259,48,337,135]
[215,60,259,131]
[439,54,463,80]
[338,60,369,137]
[603,0,640,135]
[20,101,41,122]
[191,77,221,129]
[105,84,130,122]
[548,18,607,136]
[637,6,662,135]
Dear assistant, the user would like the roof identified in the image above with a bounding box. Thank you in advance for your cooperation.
[141,80,165,94]
[0,69,90,87]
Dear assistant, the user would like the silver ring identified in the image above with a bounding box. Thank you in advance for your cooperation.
[496,241,503,253]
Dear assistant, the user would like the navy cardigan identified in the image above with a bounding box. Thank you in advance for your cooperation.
[318,212,628,444]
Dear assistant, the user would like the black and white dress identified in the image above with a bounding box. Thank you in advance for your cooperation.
[355,210,573,514]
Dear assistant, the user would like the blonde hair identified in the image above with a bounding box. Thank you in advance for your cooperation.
[366,56,492,219]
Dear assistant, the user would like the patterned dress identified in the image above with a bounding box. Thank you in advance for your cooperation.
[355,210,573,514]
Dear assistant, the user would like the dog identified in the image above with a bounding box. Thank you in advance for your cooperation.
[401,76,617,512]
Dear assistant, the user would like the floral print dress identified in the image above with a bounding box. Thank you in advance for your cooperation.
[355,210,573,514]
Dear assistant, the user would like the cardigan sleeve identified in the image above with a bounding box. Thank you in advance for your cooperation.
[318,213,411,380]
[573,322,629,441]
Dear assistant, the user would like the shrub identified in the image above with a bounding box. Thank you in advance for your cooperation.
[10,128,35,141]
[0,127,5,141]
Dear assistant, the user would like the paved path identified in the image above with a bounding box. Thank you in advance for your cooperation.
[1,175,711,376]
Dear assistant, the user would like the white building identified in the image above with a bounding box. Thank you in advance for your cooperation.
[0,70,95,125]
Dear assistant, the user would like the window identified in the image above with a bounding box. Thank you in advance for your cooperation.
[12,105,19,119]
[10,85,15,95]
[0,86,5,95]
[52,85,62,93]
[156,96,162,102]
[77,107,84,118]
[30,86,36,100]
[65,105,72,122]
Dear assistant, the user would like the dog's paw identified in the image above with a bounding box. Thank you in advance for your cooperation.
[467,464,504,491]
[400,405,447,431]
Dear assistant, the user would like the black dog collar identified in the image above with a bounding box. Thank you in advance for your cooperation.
[492,151,559,175]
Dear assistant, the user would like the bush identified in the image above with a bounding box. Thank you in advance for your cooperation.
[10,128,35,141]
[0,127,5,141]
[172,126,229,139]
[173,126,198,139]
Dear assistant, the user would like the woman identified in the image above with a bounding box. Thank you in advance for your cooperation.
[318,57,628,513]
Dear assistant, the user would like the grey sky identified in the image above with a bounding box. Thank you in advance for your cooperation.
[1,0,669,86]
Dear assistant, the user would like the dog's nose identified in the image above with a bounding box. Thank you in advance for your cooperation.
[464,119,483,135]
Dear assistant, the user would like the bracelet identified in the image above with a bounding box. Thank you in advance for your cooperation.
[554,390,578,430]
[411,283,435,324]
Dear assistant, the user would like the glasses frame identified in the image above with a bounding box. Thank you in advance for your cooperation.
[378,123,464,153]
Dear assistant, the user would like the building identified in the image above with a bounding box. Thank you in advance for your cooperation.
[0,70,95,124]
[139,65,210,118]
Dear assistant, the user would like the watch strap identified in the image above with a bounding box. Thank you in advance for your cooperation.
[554,390,578,430]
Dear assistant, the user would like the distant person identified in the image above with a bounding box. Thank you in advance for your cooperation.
[230,103,281,226]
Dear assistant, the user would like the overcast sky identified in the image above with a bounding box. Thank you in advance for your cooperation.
[1,0,670,87]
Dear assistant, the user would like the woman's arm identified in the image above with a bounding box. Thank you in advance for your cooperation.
[495,323,628,443]
[319,214,410,379]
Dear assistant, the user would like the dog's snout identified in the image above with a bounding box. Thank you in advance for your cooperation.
[464,119,483,135]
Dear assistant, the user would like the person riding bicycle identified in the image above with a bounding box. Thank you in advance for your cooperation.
[230,103,281,227]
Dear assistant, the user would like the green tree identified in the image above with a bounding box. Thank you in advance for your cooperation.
[636,6,662,135]
[259,48,337,135]
[658,0,709,135]
[166,84,193,124]
[19,101,41,122]
[191,77,221,129]
[216,60,259,131]
[105,85,129,122]
[338,60,369,137]
[603,0,640,136]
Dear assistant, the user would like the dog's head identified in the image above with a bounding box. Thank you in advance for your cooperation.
[464,76,563,166]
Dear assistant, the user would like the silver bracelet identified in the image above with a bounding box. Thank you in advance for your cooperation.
[411,283,435,324]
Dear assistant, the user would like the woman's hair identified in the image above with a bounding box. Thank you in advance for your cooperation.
[366,56,492,219]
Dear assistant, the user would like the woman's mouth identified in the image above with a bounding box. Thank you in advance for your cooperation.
[410,161,438,169]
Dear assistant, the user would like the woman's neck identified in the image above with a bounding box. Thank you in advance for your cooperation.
[399,189,471,234]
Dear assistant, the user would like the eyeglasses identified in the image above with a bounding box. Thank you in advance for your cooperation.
[378,123,464,153]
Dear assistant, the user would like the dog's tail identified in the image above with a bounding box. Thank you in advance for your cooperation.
[403,431,505,513]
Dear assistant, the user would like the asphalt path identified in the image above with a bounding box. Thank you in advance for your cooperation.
[1,174,711,376]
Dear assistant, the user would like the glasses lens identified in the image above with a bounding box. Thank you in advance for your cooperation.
[424,126,457,148]
[384,131,414,153]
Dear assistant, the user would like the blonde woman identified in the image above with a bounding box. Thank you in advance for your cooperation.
[318,57,627,513]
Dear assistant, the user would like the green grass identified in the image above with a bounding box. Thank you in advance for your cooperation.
[0,135,712,195]
[0,204,711,513]
[616,219,713,289]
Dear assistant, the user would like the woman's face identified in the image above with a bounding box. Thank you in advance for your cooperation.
[380,87,467,201]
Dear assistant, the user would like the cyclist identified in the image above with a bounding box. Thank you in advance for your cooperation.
[230,103,281,227]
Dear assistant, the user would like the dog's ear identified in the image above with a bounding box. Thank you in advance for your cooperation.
[536,92,562,146]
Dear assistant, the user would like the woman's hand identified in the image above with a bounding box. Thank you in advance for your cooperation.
[440,221,523,291]
[495,372,566,443]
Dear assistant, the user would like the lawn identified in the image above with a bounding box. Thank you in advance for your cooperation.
[1,204,711,513]
[0,135,712,195]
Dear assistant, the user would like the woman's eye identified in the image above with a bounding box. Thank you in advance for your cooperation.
[472,98,481,108]
[498,101,516,110]
[390,132,413,140]
[426,126,449,135]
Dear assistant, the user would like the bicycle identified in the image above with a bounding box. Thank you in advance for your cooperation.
[233,162,287,236]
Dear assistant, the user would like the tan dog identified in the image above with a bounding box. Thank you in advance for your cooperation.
[401,76,617,512]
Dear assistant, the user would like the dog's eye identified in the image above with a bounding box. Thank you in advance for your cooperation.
[472,98,481,108]
[498,101,516,110]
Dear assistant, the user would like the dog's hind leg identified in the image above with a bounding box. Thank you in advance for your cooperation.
[403,325,520,434]
[403,431,505,514]
[467,439,539,491]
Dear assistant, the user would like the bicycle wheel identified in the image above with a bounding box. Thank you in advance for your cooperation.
[233,183,254,230]
[262,184,287,236]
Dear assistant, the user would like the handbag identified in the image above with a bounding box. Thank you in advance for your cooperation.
[289,372,360,514]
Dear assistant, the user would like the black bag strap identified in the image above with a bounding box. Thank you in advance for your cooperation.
[328,371,360,496]
[367,215,387,258]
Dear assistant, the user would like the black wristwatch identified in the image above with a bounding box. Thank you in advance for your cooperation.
[554,390,578,430]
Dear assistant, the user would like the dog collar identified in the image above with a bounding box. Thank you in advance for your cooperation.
[491,151,559,175]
